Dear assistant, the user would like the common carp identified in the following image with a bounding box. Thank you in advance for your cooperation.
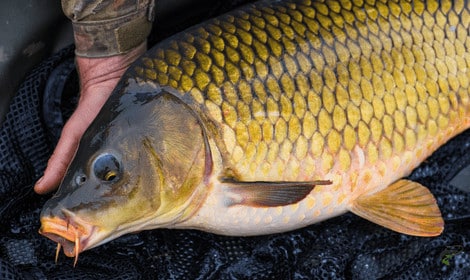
[40,0,470,264]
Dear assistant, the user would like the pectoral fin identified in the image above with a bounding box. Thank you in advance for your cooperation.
[350,179,444,237]
[224,179,332,207]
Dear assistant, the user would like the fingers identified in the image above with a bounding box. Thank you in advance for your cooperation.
[34,84,115,194]
[34,106,93,194]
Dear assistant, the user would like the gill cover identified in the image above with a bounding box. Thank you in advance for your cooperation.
[141,90,212,223]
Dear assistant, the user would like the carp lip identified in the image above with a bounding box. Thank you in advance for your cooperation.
[39,213,95,266]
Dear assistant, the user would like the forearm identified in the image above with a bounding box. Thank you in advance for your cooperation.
[61,0,156,57]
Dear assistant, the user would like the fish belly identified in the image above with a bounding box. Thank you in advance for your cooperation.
[133,0,470,235]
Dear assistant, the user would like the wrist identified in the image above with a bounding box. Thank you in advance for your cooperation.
[75,41,147,93]
[63,0,156,57]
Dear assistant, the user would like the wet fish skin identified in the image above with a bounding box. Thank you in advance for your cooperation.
[135,0,470,184]
[39,0,470,261]
[130,0,468,234]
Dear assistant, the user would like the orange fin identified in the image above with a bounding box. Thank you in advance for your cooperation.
[224,179,332,207]
[350,179,444,237]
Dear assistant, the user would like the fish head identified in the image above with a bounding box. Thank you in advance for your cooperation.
[39,83,211,260]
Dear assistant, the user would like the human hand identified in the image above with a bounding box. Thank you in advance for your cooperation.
[34,42,147,194]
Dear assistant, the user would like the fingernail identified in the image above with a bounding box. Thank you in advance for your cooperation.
[36,176,43,186]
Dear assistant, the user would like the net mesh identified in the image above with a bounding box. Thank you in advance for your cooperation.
[1,2,469,279]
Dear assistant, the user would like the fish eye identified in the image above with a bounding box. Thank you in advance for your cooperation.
[93,153,121,183]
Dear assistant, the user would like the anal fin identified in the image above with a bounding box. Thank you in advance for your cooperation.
[350,179,444,237]
[224,179,332,207]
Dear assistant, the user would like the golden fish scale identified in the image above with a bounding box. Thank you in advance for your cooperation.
[134,0,470,183]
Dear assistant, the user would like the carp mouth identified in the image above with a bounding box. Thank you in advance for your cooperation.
[39,212,96,266]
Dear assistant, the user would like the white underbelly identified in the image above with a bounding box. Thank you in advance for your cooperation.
[176,181,350,236]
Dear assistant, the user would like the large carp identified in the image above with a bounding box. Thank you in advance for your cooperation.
[40,0,470,264]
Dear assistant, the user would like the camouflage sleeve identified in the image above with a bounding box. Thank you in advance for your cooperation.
[61,0,156,57]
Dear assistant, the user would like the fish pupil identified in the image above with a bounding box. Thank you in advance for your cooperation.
[105,171,117,181]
